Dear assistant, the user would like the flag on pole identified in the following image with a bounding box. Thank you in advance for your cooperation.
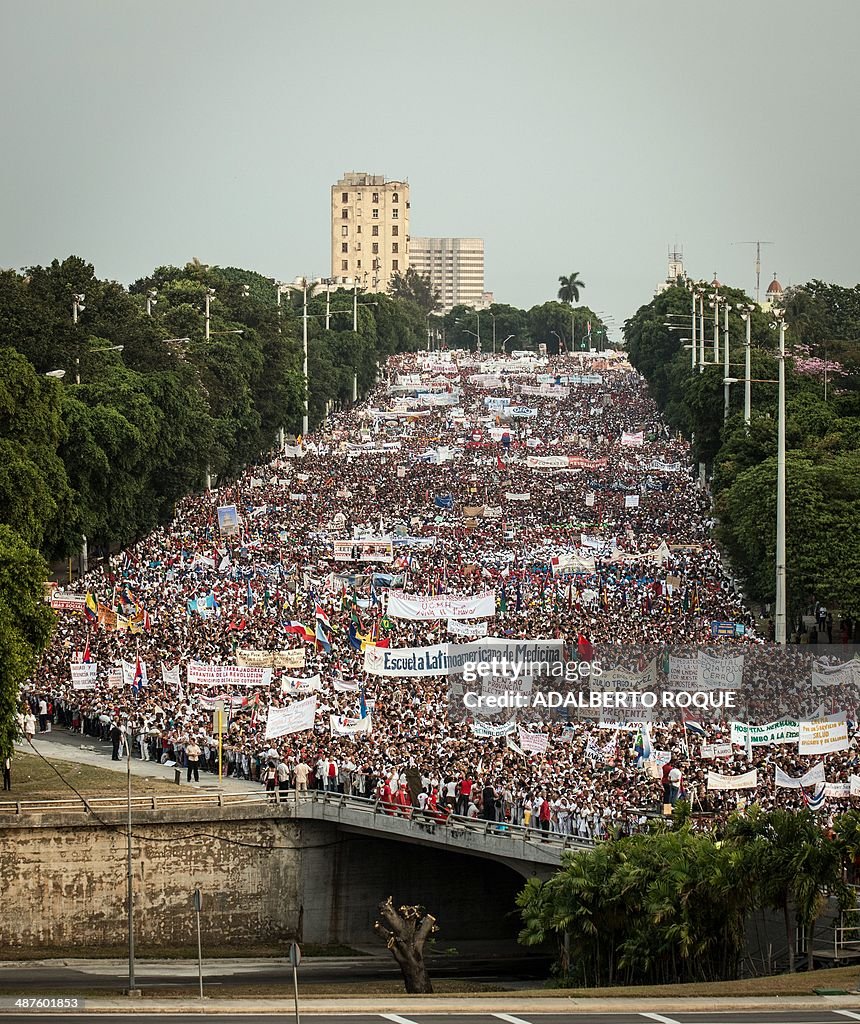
[82,636,92,664]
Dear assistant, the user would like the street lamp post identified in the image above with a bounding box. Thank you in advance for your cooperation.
[723,303,732,423]
[489,311,496,355]
[72,293,85,325]
[205,288,215,341]
[739,305,755,425]
[501,334,514,354]
[690,287,698,369]
[125,722,139,996]
[698,291,706,371]
[775,312,788,646]
[146,290,158,317]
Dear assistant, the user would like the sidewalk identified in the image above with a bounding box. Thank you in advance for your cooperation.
[14,730,261,794]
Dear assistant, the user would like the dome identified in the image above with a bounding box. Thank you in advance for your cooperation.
[711,273,721,288]
[767,274,783,294]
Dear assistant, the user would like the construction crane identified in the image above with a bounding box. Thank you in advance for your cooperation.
[733,241,774,304]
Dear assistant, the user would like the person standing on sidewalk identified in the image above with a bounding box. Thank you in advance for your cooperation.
[186,737,201,783]
[2,753,11,791]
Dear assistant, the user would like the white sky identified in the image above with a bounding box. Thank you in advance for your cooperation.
[2,0,858,326]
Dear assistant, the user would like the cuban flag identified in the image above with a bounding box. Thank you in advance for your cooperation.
[804,783,826,812]
[82,637,92,664]
[132,656,144,695]
[681,709,707,737]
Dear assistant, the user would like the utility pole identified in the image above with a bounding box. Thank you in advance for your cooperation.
[775,313,788,645]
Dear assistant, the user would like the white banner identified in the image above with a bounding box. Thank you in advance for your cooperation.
[264,697,317,739]
[364,643,450,677]
[798,719,850,755]
[470,720,517,737]
[811,662,856,688]
[620,431,644,447]
[387,590,495,621]
[668,656,699,690]
[236,648,305,669]
[551,552,596,575]
[107,666,123,688]
[825,782,851,800]
[330,714,373,736]
[281,674,322,693]
[447,618,489,637]
[517,728,549,755]
[526,455,570,469]
[707,769,758,790]
[851,775,860,797]
[700,742,733,759]
[188,663,273,687]
[774,762,826,788]
[730,718,799,746]
[71,662,98,690]
[161,664,181,686]
[698,653,744,689]
[333,680,360,692]
[624,494,640,508]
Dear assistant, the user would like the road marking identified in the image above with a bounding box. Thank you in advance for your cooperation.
[641,1014,681,1024]
[835,1013,860,1021]
[381,1015,420,1024]
[494,1014,534,1024]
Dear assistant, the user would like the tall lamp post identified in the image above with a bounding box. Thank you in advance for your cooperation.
[72,293,85,324]
[146,289,158,316]
[774,311,788,645]
[125,721,139,996]
[738,304,755,425]
[488,311,496,355]
[722,303,732,422]
[205,288,215,340]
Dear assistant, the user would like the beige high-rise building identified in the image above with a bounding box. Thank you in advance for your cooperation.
[409,237,485,312]
[330,171,409,291]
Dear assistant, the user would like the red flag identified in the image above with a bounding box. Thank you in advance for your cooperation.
[577,634,594,662]
[496,455,506,471]
[82,637,92,663]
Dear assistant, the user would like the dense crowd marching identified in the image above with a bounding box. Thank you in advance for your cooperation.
[19,349,860,835]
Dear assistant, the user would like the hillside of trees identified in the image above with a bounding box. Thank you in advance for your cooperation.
[624,279,860,624]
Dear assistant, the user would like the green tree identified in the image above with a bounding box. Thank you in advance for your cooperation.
[388,267,440,314]
[0,526,55,759]
[557,272,585,305]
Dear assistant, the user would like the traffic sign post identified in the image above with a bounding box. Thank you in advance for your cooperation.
[288,942,301,1024]
[193,889,203,999]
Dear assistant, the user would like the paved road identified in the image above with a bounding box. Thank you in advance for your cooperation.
[0,953,548,992]
[1,1009,860,1022]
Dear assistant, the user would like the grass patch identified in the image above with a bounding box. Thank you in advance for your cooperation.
[0,752,181,803]
[0,981,510,999]
[523,964,860,998]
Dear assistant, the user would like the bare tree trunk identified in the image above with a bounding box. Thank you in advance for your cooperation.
[375,897,437,994]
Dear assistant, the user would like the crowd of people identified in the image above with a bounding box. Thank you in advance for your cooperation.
[19,348,860,835]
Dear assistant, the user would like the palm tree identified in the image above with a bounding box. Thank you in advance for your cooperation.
[557,272,585,305]
[557,273,585,350]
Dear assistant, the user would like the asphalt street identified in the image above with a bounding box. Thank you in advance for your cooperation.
[1,1009,860,1022]
[0,954,548,992]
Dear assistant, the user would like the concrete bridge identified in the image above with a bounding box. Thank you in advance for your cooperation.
[0,787,591,877]
[0,788,592,951]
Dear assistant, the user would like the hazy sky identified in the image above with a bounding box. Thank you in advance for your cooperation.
[2,0,858,329]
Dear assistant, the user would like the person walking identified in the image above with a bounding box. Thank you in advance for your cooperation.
[185,737,201,782]
[109,721,122,760]
[2,754,11,791]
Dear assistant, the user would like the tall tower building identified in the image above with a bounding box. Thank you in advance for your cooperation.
[331,171,409,291]
[409,237,485,312]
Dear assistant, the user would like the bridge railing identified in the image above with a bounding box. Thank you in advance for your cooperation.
[0,786,597,853]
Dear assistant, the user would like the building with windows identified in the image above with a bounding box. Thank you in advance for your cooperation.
[408,237,485,312]
[330,172,409,291]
